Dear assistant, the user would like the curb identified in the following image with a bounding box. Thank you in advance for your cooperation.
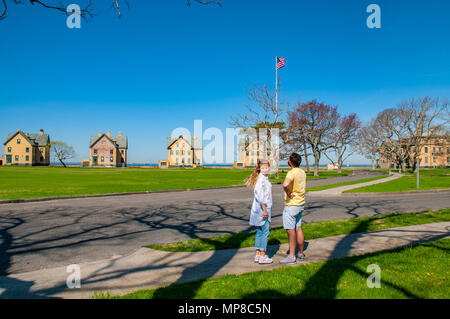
[341,188,450,196]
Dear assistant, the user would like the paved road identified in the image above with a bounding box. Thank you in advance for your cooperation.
[0,170,449,276]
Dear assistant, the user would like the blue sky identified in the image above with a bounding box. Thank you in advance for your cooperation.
[1,0,449,164]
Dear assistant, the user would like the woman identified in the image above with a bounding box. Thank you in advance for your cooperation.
[245,159,273,264]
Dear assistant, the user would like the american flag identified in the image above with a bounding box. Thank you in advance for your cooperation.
[276,57,286,70]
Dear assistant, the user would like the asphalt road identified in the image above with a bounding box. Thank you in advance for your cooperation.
[0,170,449,276]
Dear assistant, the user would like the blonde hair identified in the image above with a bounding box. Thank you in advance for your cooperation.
[245,159,270,188]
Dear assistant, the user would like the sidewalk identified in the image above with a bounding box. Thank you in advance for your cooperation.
[0,221,448,299]
[308,173,403,196]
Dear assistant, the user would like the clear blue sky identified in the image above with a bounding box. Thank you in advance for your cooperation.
[1,0,449,164]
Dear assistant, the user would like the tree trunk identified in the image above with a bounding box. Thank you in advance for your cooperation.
[58,158,67,168]
[313,154,320,176]
[303,141,310,173]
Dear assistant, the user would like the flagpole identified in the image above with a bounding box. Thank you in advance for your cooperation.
[275,56,278,114]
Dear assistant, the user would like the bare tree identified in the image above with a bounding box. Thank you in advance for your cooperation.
[397,96,449,171]
[356,120,383,170]
[50,141,76,168]
[0,0,222,20]
[287,100,339,176]
[323,113,361,173]
[230,84,285,178]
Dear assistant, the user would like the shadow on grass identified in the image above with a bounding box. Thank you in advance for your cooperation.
[149,217,448,299]
[151,227,281,299]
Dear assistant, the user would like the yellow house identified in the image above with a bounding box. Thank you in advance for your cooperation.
[89,131,128,167]
[3,129,51,166]
[167,134,202,167]
[380,135,450,169]
[236,135,275,168]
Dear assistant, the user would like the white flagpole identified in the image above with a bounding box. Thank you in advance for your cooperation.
[275,56,278,113]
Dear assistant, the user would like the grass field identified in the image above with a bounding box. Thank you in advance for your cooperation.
[345,168,450,193]
[306,175,389,192]
[0,166,352,200]
[96,238,450,299]
[147,209,450,252]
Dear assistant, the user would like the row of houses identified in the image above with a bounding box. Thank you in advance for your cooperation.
[2,129,449,168]
[0,129,129,167]
[163,133,277,168]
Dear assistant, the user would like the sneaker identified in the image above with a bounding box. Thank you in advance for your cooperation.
[258,255,273,264]
[280,255,297,264]
[297,253,306,261]
[254,254,261,263]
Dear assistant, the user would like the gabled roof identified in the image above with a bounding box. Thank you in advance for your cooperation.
[4,131,50,147]
[167,135,202,150]
[90,134,128,149]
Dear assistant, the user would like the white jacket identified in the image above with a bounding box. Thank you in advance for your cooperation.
[249,173,273,226]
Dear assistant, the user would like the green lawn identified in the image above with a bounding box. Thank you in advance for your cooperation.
[0,166,352,200]
[345,168,450,193]
[306,175,389,192]
[147,209,450,252]
[270,169,352,183]
[96,238,450,299]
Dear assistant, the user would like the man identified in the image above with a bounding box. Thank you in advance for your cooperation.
[280,153,306,264]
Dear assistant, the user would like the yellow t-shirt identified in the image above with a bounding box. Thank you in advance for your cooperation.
[284,167,306,206]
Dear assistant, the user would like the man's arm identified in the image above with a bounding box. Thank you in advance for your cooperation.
[283,178,294,198]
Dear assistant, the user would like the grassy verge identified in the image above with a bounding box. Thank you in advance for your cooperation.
[147,209,450,252]
[345,168,450,193]
[270,169,352,183]
[306,175,389,192]
[96,238,450,299]
[0,166,352,200]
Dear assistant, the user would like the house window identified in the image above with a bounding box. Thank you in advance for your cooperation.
[170,150,173,155]
[188,158,191,163]
[246,152,249,156]
[110,150,114,155]
[94,149,98,155]
[182,158,185,164]
[424,147,428,154]
[433,157,436,163]
[267,152,271,157]
[447,157,450,163]
[439,147,442,152]
[7,147,11,153]
[17,139,21,144]
[101,156,104,162]
[176,151,179,155]
[25,155,29,161]
[425,157,428,163]
[15,155,19,161]
[252,152,254,156]
[26,147,29,153]
[110,157,113,162]
[182,151,185,155]
[176,143,179,148]
[188,151,191,155]
[433,147,436,153]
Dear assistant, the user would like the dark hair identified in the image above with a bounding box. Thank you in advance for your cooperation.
[289,153,302,167]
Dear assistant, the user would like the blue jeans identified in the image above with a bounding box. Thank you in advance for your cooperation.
[254,219,271,251]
